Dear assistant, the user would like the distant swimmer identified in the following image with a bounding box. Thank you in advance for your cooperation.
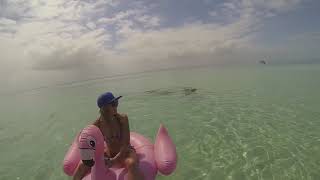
[259,60,267,64]
[183,87,197,96]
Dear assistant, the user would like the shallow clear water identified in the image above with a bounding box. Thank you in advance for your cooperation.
[1,64,320,180]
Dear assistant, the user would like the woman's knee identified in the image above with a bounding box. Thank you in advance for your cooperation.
[125,156,138,169]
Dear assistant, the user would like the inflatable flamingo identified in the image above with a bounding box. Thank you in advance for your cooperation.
[63,124,177,180]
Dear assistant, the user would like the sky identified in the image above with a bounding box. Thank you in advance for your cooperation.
[0,0,320,93]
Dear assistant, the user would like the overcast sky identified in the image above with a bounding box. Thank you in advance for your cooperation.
[0,0,320,93]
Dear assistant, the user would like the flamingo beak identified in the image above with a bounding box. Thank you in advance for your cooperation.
[79,148,95,167]
[78,135,96,167]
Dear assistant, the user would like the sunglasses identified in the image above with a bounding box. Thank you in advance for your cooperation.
[111,100,118,107]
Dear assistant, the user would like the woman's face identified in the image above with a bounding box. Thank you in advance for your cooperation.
[101,101,118,118]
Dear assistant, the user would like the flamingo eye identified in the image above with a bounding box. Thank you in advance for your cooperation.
[89,140,95,147]
[86,136,96,148]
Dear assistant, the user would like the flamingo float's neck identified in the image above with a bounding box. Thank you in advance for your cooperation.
[92,156,107,180]
[90,125,109,180]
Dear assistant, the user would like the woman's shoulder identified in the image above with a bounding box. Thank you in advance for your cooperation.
[92,118,100,127]
[118,113,128,118]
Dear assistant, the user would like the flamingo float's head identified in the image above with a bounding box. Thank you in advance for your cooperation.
[78,125,104,167]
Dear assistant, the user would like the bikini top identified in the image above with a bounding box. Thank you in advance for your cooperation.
[96,117,121,144]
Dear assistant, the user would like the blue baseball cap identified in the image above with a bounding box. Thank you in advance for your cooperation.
[97,92,122,108]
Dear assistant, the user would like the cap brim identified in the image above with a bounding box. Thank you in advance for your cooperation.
[110,96,122,103]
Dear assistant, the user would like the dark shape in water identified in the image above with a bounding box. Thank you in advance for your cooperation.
[49,112,56,119]
[145,90,157,94]
[183,87,197,96]
[158,90,174,95]
[145,87,197,96]
[259,60,267,64]
[144,89,174,95]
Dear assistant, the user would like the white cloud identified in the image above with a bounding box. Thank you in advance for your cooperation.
[0,0,307,93]
[210,0,303,22]
[110,0,305,69]
[96,8,161,29]
[258,0,302,11]
[0,0,113,67]
[136,15,161,28]
[113,18,257,67]
[0,18,17,25]
[209,11,218,17]
[86,22,97,30]
[0,0,31,19]
[0,17,17,36]
[97,10,142,25]
[223,2,237,10]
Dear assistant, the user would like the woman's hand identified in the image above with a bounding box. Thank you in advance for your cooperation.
[105,145,133,167]
[104,154,125,168]
[104,157,113,168]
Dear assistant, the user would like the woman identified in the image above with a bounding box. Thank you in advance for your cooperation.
[73,92,144,180]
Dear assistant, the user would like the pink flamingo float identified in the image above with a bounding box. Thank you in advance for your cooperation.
[63,124,177,180]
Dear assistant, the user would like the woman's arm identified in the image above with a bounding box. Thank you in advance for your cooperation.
[118,113,130,147]
[109,113,130,163]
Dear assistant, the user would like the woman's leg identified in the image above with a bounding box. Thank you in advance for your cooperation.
[124,149,144,180]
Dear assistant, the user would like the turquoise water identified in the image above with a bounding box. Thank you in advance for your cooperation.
[1,64,320,180]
